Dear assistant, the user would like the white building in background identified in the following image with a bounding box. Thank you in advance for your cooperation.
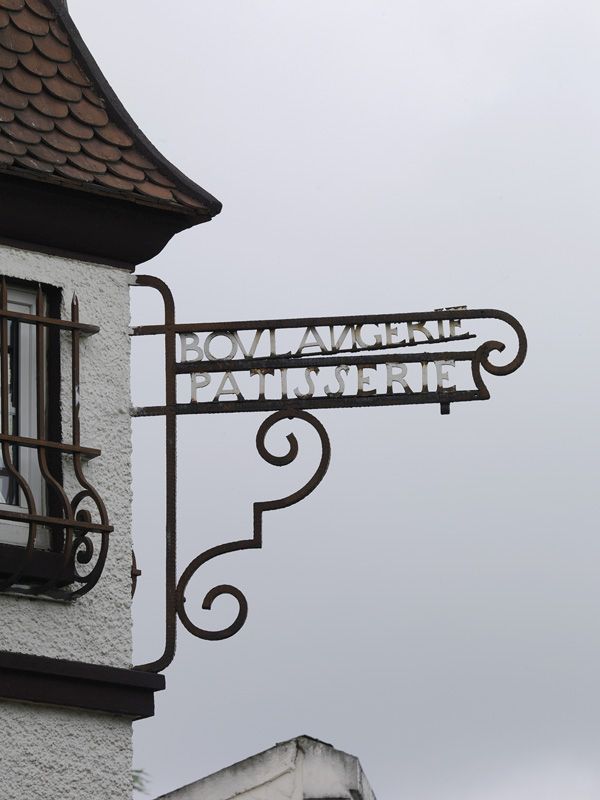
[0,3,380,800]
[155,736,377,800]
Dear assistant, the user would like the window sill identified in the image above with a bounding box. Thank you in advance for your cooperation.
[0,543,75,591]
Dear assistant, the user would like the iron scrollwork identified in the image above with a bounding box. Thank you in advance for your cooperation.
[175,409,330,643]
[131,276,526,672]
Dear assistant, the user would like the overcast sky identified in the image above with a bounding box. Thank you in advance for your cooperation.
[71,2,598,798]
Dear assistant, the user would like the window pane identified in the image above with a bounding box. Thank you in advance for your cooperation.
[0,319,19,505]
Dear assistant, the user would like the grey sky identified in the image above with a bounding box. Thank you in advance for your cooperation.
[71,1,598,797]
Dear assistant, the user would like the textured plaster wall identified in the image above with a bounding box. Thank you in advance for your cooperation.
[0,244,134,800]
[0,703,132,800]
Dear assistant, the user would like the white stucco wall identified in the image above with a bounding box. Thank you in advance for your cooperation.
[0,703,132,800]
[0,244,134,800]
[155,736,377,800]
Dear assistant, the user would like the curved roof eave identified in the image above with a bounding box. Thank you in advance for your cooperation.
[46,0,222,217]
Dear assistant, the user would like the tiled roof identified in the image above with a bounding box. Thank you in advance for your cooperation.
[0,0,221,217]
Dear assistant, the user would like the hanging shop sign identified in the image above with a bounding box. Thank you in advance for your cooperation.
[133,297,526,417]
[131,275,527,673]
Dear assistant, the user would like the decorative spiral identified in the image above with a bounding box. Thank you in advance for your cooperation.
[469,314,527,401]
[68,490,110,597]
[72,510,94,578]
[478,313,527,377]
[175,409,331,641]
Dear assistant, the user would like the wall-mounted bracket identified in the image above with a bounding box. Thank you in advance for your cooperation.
[131,276,526,673]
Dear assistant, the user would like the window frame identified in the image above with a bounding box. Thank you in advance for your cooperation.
[0,278,111,598]
[0,285,46,547]
[0,281,64,557]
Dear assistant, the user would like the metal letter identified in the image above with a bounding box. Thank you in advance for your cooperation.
[353,324,383,349]
[179,332,203,362]
[280,367,289,399]
[296,326,328,355]
[204,331,238,361]
[435,360,456,392]
[324,365,350,397]
[214,372,243,401]
[329,325,352,352]
[449,318,462,337]
[269,329,278,357]
[385,323,405,347]
[408,321,434,343]
[235,329,266,359]
[250,368,275,400]
[421,361,429,391]
[294,367,320,399]
[357,365,377,396]
[386,362,412,394]
[191,372,211,402]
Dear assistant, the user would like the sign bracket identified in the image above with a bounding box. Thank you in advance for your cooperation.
[130,275,526,673]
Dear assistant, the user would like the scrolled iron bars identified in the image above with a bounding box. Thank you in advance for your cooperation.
[68,296,111,598]
[131,276,526,673]
[175,409,331,643]
[0,279,113,599]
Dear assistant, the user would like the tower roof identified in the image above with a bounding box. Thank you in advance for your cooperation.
[0,0,222,267]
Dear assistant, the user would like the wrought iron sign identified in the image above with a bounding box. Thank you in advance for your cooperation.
[132,275,527,672]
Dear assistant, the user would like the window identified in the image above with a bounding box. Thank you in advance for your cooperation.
[0,278,112,598]
[0,286,47,547]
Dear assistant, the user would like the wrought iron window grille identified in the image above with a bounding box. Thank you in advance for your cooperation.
[0,279,113,599]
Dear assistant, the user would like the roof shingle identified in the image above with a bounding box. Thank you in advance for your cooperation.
[0,0,221,217]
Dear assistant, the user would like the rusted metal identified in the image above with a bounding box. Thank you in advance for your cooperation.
[176,409,331,643]
[131,549,141,598]
[0,434,100,458]
[134,275,177,673]
[132,305,526,418]
[0,307,99,334]
[68,294,111,598]
[131,276,526,673]
[0,278,113,598]
[132,307,526,336]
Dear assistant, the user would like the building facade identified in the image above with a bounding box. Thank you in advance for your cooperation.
[0,5,386,800]
[0,1,220,798]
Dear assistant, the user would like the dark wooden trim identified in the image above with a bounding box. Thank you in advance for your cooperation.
[0,651,165,720]
[0,172,212,269]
